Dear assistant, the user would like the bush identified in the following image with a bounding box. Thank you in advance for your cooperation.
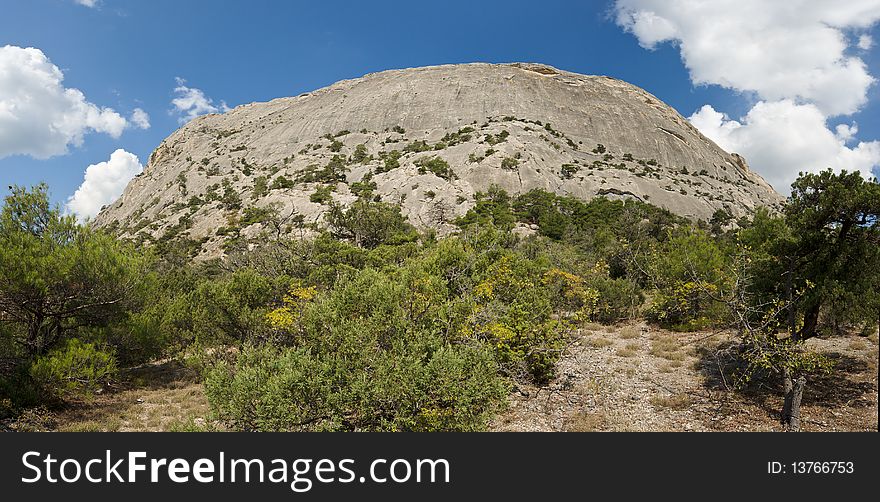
[29,339,117,400]
[415,156,455,181]
[591,276,643,324]
[310,185,334,204]
[376,150,402,173]
[471,255,569,384]
[647,229,730,330]
[205,269,508,431]
[501,157,519,170]
[270,176,295,190]
[325,200,417,249]
[205,341,507,432]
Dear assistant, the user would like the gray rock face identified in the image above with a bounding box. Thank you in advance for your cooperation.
[94,63,783,258]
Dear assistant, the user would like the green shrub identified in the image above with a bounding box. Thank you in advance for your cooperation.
[251,176,269,199]
[561,163,578,179]
[501,157,519,170]
[205,269,508,431]
[376,150,402,173]
[310,185,334,204]
[326,200,417,249]
[270,175,295,190]
[205,339,506,432]
[415,156,455,180]
[29,339,117,400]
[351,144,371,164]
[484,130,509,145]
[403,140,433,153]
[591,276,643,324]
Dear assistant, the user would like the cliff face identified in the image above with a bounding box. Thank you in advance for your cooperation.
[94,63,783,257]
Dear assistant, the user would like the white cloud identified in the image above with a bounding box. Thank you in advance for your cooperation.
[0,45,129,159]
[131,108,151,129]
[66,149,143,222]
[614,1,880,194]
[614,1,880,116]
[74,0,98,7]
[689,102,880,192]
[171,78,230,124]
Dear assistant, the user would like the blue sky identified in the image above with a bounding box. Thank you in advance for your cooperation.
[2,0,879,213]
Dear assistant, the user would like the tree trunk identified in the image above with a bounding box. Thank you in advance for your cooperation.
[797,303,821,340]
[786,257,796,335]
[782,372,806,431]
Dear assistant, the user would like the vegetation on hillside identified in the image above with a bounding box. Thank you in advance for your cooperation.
[1,170,877,431]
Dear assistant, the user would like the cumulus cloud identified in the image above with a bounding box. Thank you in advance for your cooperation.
[74,0,98,7]
[171,78,230,124]
[614,0,880,193]
[130,108,151,129]
[689,102,880,191]
[614,0,880,115]
[0,45,129,159]
[66,149,143,222]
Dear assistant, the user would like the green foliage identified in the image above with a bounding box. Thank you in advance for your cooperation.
[310,185,334,204]
[783,170,880,337]
[205,305,506,431]
[455,185,517,229]
[351,144,371,164]
[269,175,295,190]
[440,127,474,146]
[220,179,242,210]
[240,205,276,226]
[403,140,433,153]
[646,229,730,330]
[7,166,875,430]
[561,163,579,179]
[326,200,417,249]
[0,184,149,358]
[29,339,117,400]
[376,150,402,173]
[350,172,377,199]
[251,176,269,199]
[501,157,520,170]
[484,130,509,145]
[188,268,283,345]
[415,156,455,180]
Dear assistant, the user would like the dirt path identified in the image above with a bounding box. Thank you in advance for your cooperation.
[492,323,879,432]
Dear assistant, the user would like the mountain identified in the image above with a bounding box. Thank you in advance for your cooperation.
[93,63,783,257]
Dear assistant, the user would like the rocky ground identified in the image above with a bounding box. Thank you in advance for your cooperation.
[8,323,877,432]
[492,323,879,432]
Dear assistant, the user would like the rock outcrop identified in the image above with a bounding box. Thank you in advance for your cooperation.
[94,63,783,257]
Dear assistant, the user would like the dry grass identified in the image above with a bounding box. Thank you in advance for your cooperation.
[649,333,686,361]
[848,338,869,351]
[616,343,641,358]
[51,360,213,432]
[585,336,613,348]
[649,393,692,410]
[619,326,640,339]
[582,322,604,332]
[564,411,606,431]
